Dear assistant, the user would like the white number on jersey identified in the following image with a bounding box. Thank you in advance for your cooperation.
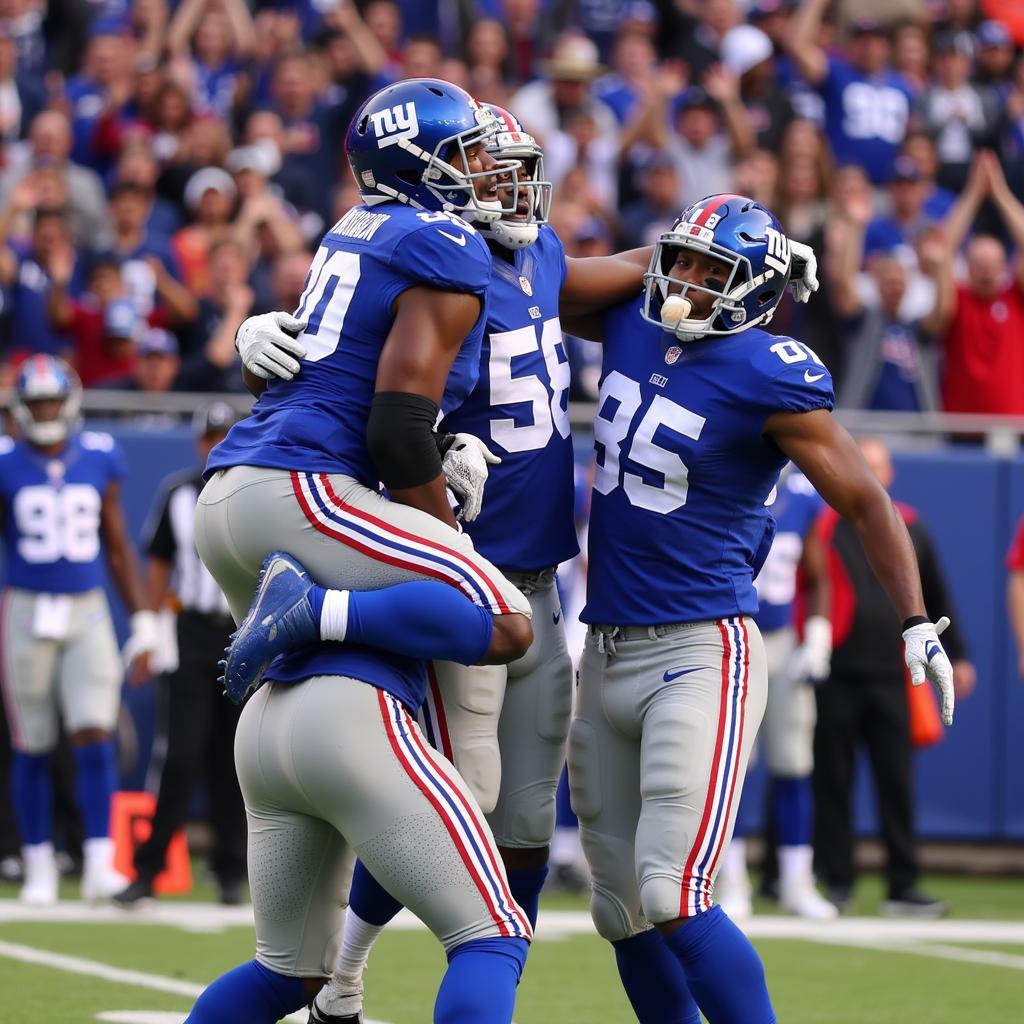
[14,484,102,564]
[841,82,908,144]
[593,371,706,514]
[753,531,803,605]
[295,248,362,361]
[488,318,570,452]
[769,339,824,366]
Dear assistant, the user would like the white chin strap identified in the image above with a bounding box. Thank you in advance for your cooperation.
[481,218,538,250]
[22,417,68,446]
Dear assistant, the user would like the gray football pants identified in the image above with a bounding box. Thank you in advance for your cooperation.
[420,569,573,846]
[235,674,533,977]
[194,466,530,623]
[759,626,816,778]
[569,617,767,940]
[0,587,121,753]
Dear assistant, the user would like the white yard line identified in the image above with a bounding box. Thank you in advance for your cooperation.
[0,937,389,1024]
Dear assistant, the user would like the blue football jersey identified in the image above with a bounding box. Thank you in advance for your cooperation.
[208,204,492,487]
[0,432,125,593]
[440,225,579,571]
[753,470,825,633]
[263,641,427,714]
[583,305,834,626]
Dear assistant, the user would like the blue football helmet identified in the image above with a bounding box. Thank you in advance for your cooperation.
[477,104,552,250]
[12,355,83,446]
[642,194,793,339]
[346,78,518,222]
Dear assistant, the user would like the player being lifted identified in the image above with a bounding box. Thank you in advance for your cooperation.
[565,194,956,1023]
[0,357,157,905]
[188,80,539,1024]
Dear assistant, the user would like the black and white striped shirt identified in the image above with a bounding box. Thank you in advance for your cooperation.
[145,470,230,617]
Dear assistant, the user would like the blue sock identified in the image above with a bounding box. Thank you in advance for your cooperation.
[12,751,53,845]
[662,905,776,1024]
[612,930,701,1024]
[773,776,813,847]
[350,858,404,925]
[186,960,307,1024]
[309,581,495,665]
[73,739,118,839]
[435,937,529,1024]
[506,866,548,930]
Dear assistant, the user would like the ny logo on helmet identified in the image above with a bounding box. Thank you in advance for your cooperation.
[764,227,791,274]
[369,102,419,149]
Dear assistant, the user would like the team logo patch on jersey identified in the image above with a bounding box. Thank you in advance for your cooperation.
[665,346,682,365]
[519,276,533,296]
[369,101,419,149]
[650,373,668,387]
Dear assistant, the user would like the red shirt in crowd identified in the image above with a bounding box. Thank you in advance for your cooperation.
[69,300,168,388]
[942,280,1024,415]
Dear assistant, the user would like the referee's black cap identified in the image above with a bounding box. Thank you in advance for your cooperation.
[193,400,241,439]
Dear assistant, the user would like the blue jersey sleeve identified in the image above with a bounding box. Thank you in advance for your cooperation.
[81,432,127,486]
[760,338,835,415]
[391,219,491,295]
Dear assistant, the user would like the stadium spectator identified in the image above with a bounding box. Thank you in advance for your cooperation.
[108,182,196,327]
[916,30,998,193]
[510,33,617,147]
[721,22,794,151]
[172,166,237,297]
[617,150,680,248]
[863,155,933,258]
[0,198,81,363]
[114,141,185,240]
[973,19,1015,94]
[774,120,830,243]
[1007,514,1024,679]
[0,110,112,248]
[828,197,942,412]
[899,130,958,220]
[787,2,913,185]
[176,237,253,392]
[48,250,149,389]
[166,0,255,120]
[813,438,974,916]
[463,18,513,104]
[892,20,931,91]
[115,401,247,908]
[593,26,659,125]
[924,150,1024,415]
[0,22,43,143]
[733,147,780,209]
[111,326,181,400]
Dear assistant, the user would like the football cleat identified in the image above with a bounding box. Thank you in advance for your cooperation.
[19,846,59,906]
[221,552,319,704]
[881,888,948,919]
[308,1004,362,1024]
[81,862,130,903]
[113,877,155,907]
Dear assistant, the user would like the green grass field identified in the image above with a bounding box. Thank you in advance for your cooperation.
[1,873,1023,1022]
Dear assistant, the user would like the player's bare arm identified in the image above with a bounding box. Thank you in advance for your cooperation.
[765,409,928,623]
[560,247,651,315]
[371,285,483,527]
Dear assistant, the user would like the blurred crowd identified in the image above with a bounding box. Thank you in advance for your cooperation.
[1,0,1023,416]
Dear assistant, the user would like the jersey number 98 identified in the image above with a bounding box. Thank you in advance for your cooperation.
[14,484,102,564]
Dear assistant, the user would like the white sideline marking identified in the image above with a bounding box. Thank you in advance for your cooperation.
[0,938,392,1024]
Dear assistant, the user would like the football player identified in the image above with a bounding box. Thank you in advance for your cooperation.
[717,468,837,921]
[187,79,548,1024]
[0,356,158,903]
[234,105,697,1024]
[567,194,956,1022]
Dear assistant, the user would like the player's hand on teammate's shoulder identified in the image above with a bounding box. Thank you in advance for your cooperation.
[439,432,502,523]
[235,311,309,381]
[902,616,956,726]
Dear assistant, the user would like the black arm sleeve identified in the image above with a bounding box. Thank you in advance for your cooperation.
[367,391,444,490]
[912,521,968,661]
[145,487,177,562]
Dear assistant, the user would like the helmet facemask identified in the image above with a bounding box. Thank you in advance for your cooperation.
[641,223,790,340]
[478,133,552,250]
[12,366,82,447]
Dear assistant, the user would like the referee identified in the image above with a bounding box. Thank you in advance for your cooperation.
[115,402,247,906]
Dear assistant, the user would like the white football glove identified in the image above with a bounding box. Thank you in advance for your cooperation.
[441,433,501,523]
[789,240,819,304]
[787,614,832,685]
[235,311,308,380]
[903,616,955,727]
[122,610,160,670]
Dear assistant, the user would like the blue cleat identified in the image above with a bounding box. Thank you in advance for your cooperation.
[221,551,319,704]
